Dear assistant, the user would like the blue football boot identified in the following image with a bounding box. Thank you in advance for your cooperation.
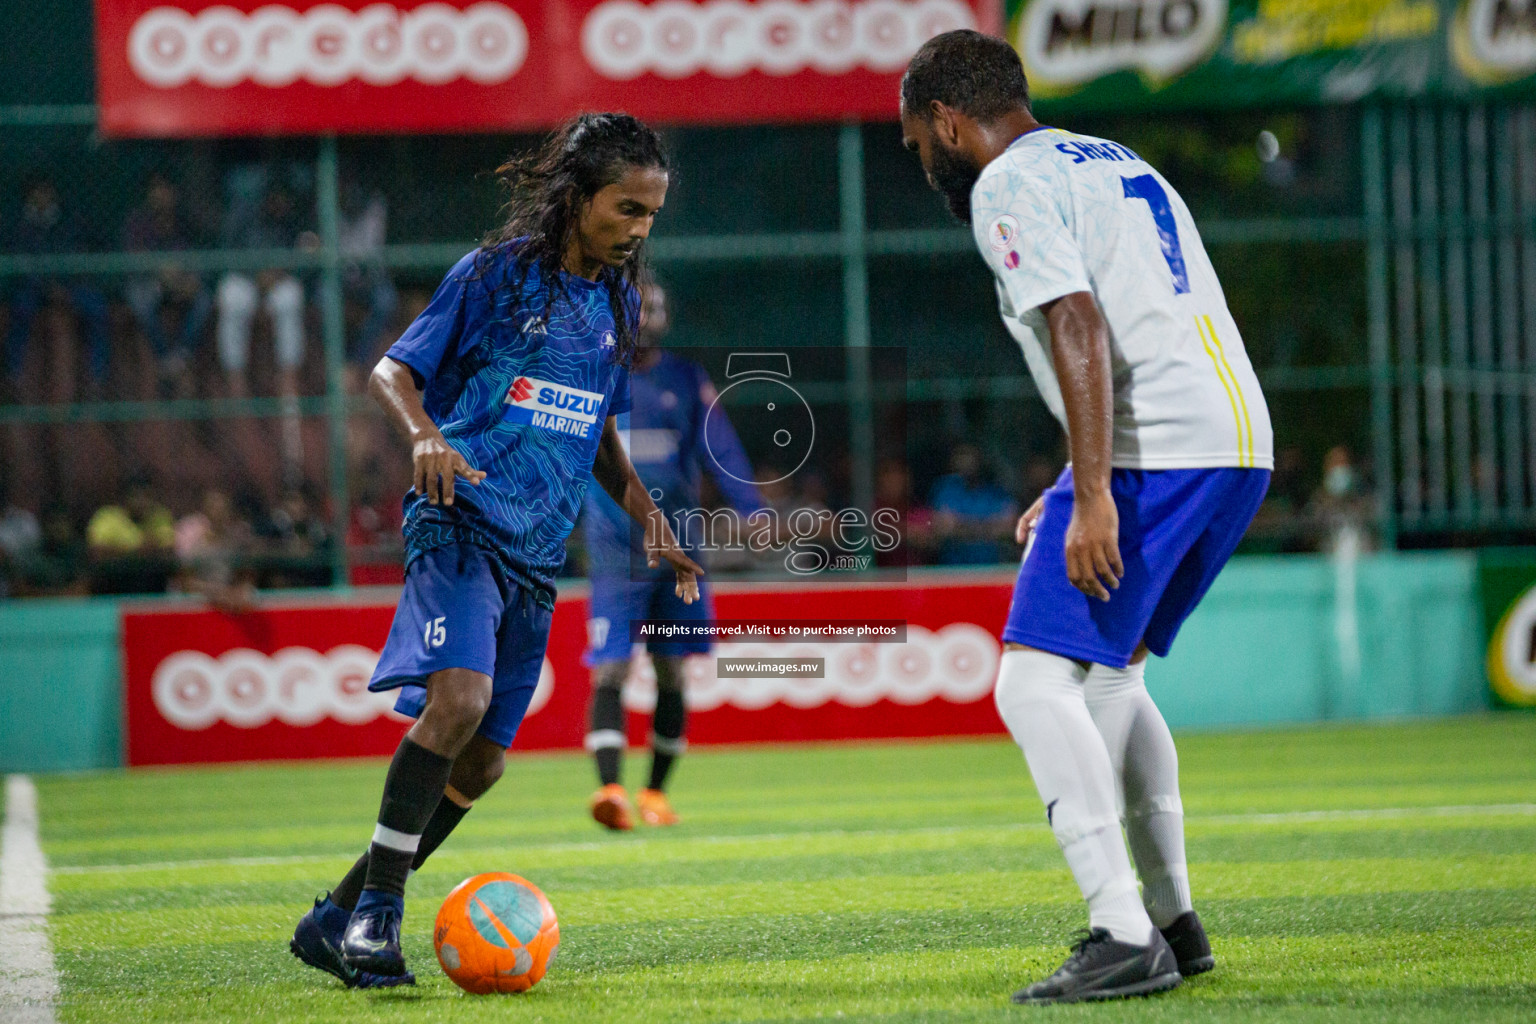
[291,893,414,988]
[341,891,413,980]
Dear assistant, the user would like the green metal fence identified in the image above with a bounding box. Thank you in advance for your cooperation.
[1361,104,1536,544]
[2,100,1529,592]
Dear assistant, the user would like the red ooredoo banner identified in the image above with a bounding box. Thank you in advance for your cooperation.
[94,0,1000,137]
[120,576,1014,766]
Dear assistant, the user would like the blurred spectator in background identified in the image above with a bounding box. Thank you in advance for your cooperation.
[173,487,255,613]
[256,487,332,587]
[1019,454,1058,511]
[347,467,405,585]
[798,471,834,528]
[216,184,310,399]
[122,172,211,394]
[87,477,174,556]
[747,463,830,571]
[340,181,397,366]
[929,443,1018,565]
[0,503,40,556]
[764,465,831,537]
[1306,445,1376,554]
[874,459,931,567]
[4,174,110,401]
[1248,445,1312,551]
[5,503,87,596]
[756,463,795,521]
[86,476,175,594]
[0,503,40,598]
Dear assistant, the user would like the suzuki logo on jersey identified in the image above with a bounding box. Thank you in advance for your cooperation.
[504,376,604,437]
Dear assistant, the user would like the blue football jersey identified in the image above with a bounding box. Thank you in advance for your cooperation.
[385,244,634,605]
[583,350,762,576]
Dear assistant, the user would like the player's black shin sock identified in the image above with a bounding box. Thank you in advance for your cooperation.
[595,745,622,787]
[411,796,471,870]
[588,664,628,786]
[361,737,454,899]
[331,851,371,911]
[648,659,687,792]
[331,792,470,912]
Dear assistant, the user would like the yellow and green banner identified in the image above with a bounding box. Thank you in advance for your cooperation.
[1479,549,1536,708]
[1005,0,1536,112]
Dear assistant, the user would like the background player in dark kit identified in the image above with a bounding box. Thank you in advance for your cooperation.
[289,113,703,987]
[581,282,764,830]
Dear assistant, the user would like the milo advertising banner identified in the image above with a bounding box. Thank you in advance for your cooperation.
[1479,549,1536,708]
[1004,0,1536,112]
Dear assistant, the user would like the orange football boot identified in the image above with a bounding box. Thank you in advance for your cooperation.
[636,788,680,826]
[589,784,634,831]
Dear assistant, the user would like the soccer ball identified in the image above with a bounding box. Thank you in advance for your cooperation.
[433,873,560,993]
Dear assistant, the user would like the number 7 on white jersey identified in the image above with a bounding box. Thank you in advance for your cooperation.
[1122,174,1190,295]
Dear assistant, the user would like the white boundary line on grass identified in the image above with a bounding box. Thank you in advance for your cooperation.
[49,802,1536,877]
[1201,802,1536,825]
[0,775,58,1024]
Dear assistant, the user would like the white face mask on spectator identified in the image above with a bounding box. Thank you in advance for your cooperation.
[1324,465,1356,498]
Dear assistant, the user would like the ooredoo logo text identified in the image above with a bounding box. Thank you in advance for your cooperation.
[619,622,1002,711]
[150,645,555,729]
[128,3,530,87]
[124,0,977,88]
[582,0,977,79]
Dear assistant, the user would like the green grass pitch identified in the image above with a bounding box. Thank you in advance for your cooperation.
[36,715,1536,1023]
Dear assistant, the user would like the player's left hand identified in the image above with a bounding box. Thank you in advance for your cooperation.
[656,548,704,604]
[1015,495,1046,545]
[645,512,705,604]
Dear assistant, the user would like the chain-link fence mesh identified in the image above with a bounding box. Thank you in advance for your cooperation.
[2,81,1495,597]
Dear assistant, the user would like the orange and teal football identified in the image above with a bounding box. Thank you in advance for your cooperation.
[433,872,559,993]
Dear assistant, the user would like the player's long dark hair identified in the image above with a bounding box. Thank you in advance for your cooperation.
[479,112,669,367]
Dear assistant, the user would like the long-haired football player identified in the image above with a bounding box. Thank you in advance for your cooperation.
[289,112,702,987]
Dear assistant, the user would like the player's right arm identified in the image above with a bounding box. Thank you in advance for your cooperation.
[369,358,485,507]
[1043,292,1121,602]
[972,164,1120,600]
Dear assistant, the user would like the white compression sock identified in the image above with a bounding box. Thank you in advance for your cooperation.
[1085,660,1193,929]
[994,649,1155,945]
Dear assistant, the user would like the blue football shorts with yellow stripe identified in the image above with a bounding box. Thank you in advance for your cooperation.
[1003,466,1270,669]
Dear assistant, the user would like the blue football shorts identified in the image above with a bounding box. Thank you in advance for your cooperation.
[1004,467,1270,668]
[369,543,551,748]
[584,573,714,665]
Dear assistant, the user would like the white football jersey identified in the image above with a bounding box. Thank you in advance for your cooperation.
[970,128,1273,471]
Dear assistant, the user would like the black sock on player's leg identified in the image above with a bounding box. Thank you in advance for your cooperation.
[331,851,370,911]
[337,789,472,911]
[647,741,680,792]
[361,737,454,900]
[588,664,628,787]
[411,795,471,870]
[648,659,687,792]
[595,745,622,787]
